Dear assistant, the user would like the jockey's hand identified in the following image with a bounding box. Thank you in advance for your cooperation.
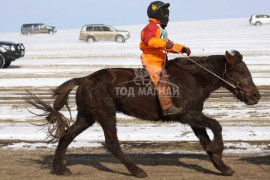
[182,47,191,56]
[165,41,174,49]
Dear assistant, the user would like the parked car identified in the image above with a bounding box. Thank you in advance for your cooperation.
[0,41,25,68]
[21,23,57,35]
[249,14,270,26]
[79,24,130,43]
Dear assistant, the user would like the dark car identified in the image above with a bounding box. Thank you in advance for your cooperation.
[0,41,25,68]
[21,23,57,35]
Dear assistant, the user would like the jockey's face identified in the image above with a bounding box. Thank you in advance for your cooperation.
[160,7,169,27]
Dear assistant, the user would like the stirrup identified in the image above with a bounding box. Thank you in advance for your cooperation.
[163,106,185,116]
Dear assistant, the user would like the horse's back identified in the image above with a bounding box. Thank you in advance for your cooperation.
[76,67,161,120]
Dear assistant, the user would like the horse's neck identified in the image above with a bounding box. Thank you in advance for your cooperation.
[172,55,226,89]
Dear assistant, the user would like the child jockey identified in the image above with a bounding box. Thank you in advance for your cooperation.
[140,1,191,116]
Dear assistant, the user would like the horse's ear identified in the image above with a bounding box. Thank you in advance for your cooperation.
[225,51,235,65]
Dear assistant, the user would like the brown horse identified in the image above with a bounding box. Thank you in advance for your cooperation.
[26,50,260,178]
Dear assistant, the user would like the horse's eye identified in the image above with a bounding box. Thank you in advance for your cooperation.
[238,67,245,74]
[239,69,244,74]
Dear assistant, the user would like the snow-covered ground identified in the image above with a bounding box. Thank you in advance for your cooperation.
[0,18,269,153]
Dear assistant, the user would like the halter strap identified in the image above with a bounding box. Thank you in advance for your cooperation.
[223,63,251,94]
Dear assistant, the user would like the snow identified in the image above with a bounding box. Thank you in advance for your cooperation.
[0,18,270,153]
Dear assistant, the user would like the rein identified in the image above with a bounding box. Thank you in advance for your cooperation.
[173,49,246,94]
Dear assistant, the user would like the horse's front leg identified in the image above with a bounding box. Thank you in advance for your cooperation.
[191,126,235,176]
[185,111,223,153]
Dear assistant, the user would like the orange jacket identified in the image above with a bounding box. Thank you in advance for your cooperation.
[140,18,185,61]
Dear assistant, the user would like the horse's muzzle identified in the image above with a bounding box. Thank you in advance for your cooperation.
[245,90,261,105]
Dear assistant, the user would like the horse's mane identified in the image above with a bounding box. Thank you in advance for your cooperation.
[167,55,226,75]
[169,56,209,66]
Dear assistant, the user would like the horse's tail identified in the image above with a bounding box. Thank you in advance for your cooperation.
[25,77,82,142]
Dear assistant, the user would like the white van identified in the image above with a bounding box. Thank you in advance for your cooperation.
[249,15,270,26]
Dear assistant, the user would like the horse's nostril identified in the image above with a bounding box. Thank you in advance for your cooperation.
[253,92,261,100]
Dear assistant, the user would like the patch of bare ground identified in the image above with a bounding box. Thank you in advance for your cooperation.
[0,145,269,180]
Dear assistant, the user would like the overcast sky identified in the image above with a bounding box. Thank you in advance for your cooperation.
[1,0,270,32]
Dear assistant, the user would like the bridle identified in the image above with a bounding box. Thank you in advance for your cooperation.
[222,62,251,95]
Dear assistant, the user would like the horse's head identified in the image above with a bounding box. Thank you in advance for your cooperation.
[224,50,261,105]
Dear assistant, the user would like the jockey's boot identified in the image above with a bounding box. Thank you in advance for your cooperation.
[163,105,185,116]
[156,72,186,116]
[157,88,186,116]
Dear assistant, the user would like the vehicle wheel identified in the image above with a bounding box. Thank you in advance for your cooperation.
[255,21,261,26]
[27,32,31,36]
[49,30,54,35]
[115,35,125,43]
[0,54,5,68]
[87,36,95,43]
[3,60,11,68]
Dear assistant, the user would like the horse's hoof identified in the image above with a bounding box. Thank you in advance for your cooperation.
[131,167,147,178]
[134,169,147,178]
[222,167,235,176]
[53,167,72,176]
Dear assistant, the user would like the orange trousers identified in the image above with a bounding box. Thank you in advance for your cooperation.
[141,53,173,110]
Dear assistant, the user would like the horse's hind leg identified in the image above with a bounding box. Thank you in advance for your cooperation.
[97,115,147,178]
[191,126,235,176]
[53,113,94,175]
